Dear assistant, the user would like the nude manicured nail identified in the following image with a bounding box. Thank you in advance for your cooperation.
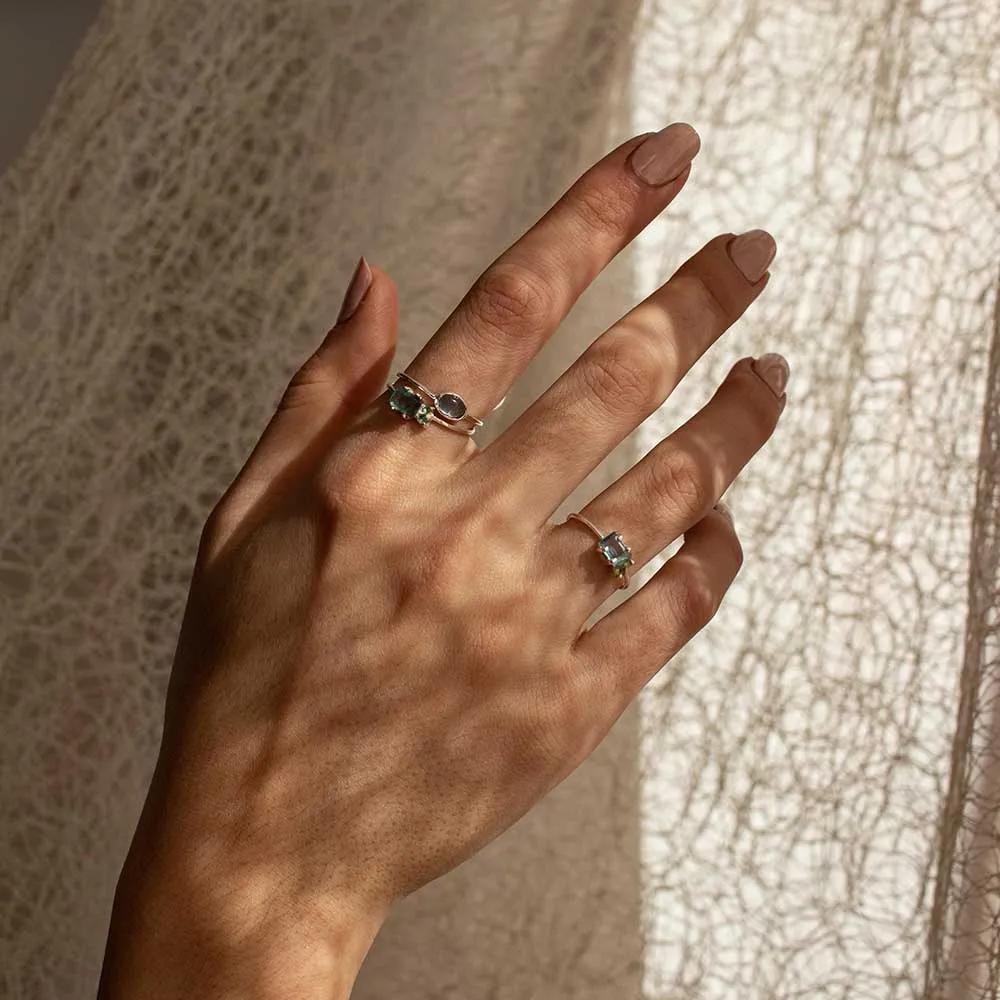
[336,255,373,324]
[752,352,790,398]
[629,123,701,187]
[728,230,777,283]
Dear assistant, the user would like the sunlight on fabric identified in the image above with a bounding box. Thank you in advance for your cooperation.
[629,1,999,997]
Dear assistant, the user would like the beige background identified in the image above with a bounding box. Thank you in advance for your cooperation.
[0,2,645,996]
[2,2,999,999]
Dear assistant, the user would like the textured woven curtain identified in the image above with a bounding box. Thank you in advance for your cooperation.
[1,1,998,997]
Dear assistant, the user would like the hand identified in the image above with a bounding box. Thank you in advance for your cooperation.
[98,122,788,999]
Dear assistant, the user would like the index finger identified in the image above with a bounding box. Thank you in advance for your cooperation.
[402,123,701,426]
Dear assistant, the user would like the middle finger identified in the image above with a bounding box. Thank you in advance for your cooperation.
[400,123,702,423]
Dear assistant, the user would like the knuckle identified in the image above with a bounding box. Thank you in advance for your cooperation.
[691,272,736,326]
[572,181,633,239]
[199,501,229,552]
[200,483,245,542]
[672,272,732,334]
[583,337,662,411]
[648,448,711,513]
[468,262,552,337]
[669,572,720,633]
[278,355,328,411]
[316,445,390,512]
[198,490,257,567]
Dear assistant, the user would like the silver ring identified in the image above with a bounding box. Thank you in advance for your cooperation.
[566,512,634,589]
[387,372,498,437]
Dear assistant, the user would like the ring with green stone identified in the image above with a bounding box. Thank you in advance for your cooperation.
[566,512,634,590]
[386,371,491,437]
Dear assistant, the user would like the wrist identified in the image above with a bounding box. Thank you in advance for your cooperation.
[98,797,386,1000]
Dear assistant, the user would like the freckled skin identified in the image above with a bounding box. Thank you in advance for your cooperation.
[162,458,577,910]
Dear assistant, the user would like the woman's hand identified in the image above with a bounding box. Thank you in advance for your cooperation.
[98,122,787,1000]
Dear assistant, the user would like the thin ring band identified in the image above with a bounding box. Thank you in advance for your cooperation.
[566,512,635,590]
[395,372,485,429]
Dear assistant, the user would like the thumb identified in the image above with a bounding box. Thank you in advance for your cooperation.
[205,258,398,560]
[281,256,399,423]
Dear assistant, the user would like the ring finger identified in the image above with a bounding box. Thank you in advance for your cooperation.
[476,229,777,517]
[539,354,789,616]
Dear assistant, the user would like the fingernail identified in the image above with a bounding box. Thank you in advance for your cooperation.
[336,255,373,324]
[752,352,790,398]
[714,500,734,524]
[629,123,701,187]
[727,230,777,283]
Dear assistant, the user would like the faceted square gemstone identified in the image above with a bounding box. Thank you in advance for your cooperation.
[389,385,432,425]
[598,532,633,571]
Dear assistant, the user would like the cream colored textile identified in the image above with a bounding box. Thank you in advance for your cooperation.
[0,1,997,998]
[629,6,999,998]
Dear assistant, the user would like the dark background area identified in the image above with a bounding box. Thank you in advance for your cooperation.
[0,0,100,173]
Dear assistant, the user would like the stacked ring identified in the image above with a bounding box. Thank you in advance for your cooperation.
[386,372,487,437]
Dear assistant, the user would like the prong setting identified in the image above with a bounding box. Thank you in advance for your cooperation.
[389,385,433,426]
[598,532,634,576]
